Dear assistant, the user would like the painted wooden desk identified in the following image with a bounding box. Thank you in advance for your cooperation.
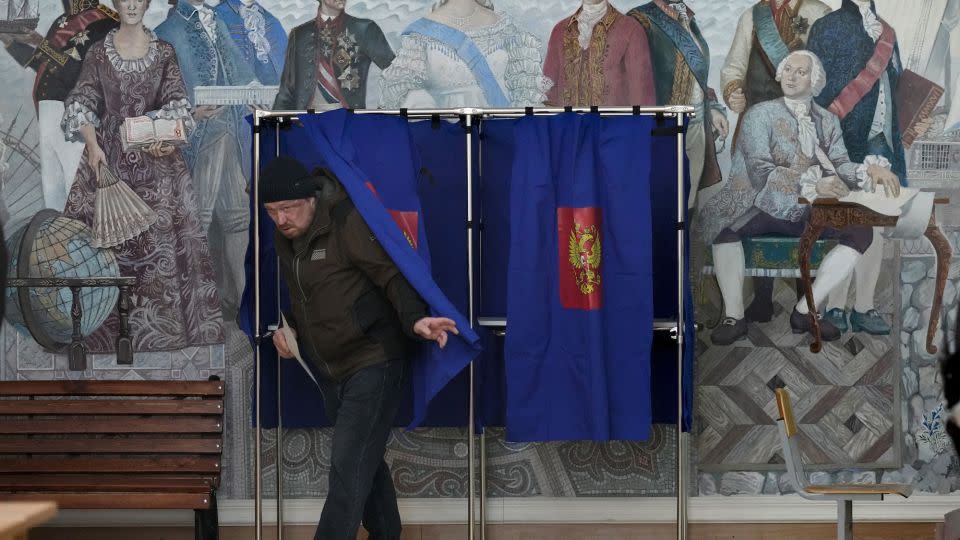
[798,197,951,353]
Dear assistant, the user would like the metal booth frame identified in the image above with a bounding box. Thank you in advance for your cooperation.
[251,105,694,540]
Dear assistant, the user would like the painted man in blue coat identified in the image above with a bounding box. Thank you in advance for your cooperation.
[215,0,287,85]
[155,0,257,323]
[807,0,930,336]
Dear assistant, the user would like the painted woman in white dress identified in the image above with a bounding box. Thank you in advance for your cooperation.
[378,0,548,108]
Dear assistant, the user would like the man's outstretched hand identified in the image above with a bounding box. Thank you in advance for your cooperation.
[413,317,459,349]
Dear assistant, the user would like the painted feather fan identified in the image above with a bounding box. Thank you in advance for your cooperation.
[91,162,158,248]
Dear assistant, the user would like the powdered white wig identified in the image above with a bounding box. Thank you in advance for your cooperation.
[775,50,827,97]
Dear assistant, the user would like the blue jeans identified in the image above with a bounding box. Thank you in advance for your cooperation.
[314,358,407,540]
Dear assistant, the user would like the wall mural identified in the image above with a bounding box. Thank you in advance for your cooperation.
[0,0,958,501]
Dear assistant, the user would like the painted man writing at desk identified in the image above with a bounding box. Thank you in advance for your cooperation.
[698,51,901,346]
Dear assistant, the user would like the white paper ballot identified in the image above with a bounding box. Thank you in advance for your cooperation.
[279,314,319,387]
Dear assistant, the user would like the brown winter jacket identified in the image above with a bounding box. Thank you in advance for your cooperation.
[275,181,428,381]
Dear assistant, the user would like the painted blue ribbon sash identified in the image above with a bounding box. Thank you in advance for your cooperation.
[636,4,710,94]
[753,3,791,70]
[403,18,510,107]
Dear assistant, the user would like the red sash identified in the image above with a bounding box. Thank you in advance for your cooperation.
[32,6,116,108]
[50,6,115,48]
[314,55,348,108]
[827,21,896,120]
[313,15,349,108]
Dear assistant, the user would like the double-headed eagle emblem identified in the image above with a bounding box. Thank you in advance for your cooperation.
[567,223,601,295]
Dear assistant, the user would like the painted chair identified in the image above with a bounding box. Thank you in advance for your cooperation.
[774,388,912,540]
[700,236,836,326]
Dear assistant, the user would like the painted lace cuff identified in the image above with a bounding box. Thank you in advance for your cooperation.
[157,98,196,137]
[799,165,822,202]
[61,100,100,143]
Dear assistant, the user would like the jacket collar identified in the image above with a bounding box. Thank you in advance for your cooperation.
[174,0,213,21]
[566,4,620,31]
[275,199,329,258]
[652,0,695,21]
[841,0,876,17]
[219,0,249,16]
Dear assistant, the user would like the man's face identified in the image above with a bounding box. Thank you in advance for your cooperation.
[582,0,605,6]
[320,0,345,14]
[780,55,813,99]
[265,198,317,239]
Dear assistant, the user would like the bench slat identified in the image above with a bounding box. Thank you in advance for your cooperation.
[0,399,223,415]
[0,456,221,474]
[0,492,213,510]
[0,417,223,434]
[0,380,224,515]
[0,381,224,397]
[0,474,213,491]
[0,439,222,454]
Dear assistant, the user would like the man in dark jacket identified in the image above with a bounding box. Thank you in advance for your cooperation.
[272,0,394,111]
[261,156,456,540]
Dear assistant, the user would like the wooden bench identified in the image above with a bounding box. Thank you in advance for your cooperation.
[0,378,224,540]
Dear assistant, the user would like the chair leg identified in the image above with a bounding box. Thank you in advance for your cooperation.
[195,489,219,540]
[837,500,853,540]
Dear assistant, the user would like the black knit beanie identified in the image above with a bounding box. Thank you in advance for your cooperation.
[259,156,321,203]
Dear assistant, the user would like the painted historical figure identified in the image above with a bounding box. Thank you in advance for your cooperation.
[215,0,288,85]
[379,0,547,108]
[273,0,393,110]
[807,0,930,335]
[60,0,223,352]
[721,0,831,140]
[719,0,831,323]
[698,51,901,346]
[155,0,257,323]
[0,0,118,211]
[543,0,655,107]
[628,0,729,208]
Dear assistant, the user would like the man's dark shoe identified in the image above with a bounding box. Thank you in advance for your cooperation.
[711,317,748,345]
[849,309,890,335]
[790,308,841,341]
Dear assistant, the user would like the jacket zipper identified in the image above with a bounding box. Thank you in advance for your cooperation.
[293,226,334,379]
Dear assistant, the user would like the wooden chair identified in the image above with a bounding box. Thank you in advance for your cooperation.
[775,388,912,540]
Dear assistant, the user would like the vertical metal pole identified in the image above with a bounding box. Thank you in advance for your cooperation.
[275,120,284,540]
[476,118,486,540]
[465,112,476,540]
[675,112,688,540]
[253,111,263,540]
[479,429,486,537]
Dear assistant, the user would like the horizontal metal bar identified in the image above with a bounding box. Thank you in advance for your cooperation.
[6,277,137,287]
[476,317,679,332]
[256,106,696,121]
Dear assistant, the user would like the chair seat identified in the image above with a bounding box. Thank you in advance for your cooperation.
[805,483,913,497]
[701,235,837,276]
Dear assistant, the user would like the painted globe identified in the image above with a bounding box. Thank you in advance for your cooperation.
[4,210,120,347]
